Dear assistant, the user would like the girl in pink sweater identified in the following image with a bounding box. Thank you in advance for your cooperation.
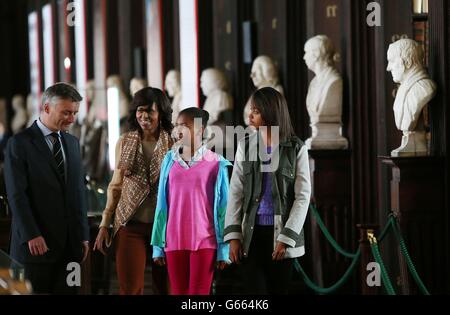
[151,108,231,295]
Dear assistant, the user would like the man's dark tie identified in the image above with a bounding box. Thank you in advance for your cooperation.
[50,132,65,182]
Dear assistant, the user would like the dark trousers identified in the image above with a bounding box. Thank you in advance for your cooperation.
[24,241,78,295]
[115,221,168,295]
[240,225,293,295]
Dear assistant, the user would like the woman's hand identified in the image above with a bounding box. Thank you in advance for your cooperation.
[229,239,243,264]
[272,242,287,261]
[93,227,110,256]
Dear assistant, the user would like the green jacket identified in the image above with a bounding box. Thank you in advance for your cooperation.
[224,132,311,258]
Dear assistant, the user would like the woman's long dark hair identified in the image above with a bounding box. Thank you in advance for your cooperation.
[249,87,296,141]
[128,87,173,134]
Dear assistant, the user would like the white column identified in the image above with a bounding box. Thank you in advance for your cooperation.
[179,0,199,109]
[145,0,164,89]
[74,0,88,122]
[42,4,55,89]
[28,11,42,113]
[107,87,120,170]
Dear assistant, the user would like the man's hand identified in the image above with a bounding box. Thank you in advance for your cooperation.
[81,241,89,264]
[229,239,243,264]
[272,241,287,261]
[153,257,166,266]
[28,236,49,256]
[93,227,110,255]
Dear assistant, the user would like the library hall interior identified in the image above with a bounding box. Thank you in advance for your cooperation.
[0,0,449,296]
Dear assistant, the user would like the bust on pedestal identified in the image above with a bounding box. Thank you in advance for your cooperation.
[243,56,283,126]
[200,68,233,125]
[129,77,147,97]
[303,35,348,150]
[26,93,40,127]
[387,39,436,157]
[11,95,28,134]
[165,70,182,123]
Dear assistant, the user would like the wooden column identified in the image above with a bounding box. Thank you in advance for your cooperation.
[381,156,446,294]
[428,0,450,293]
[212,0,241,123]
[197,0,214,106]
[92,0,119,120]
[306,0,343,73]
[162,0,181,75]
[308,150,354,293]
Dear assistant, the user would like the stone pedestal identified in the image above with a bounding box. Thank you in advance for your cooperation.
[391,131,427,157]
[381,156,446,294]
[306,123,348,150]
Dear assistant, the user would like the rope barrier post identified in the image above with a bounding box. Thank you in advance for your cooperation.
[357,224,379,295]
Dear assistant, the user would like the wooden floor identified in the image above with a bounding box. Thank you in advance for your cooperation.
[104,260,308,295]
[109,262,153,295]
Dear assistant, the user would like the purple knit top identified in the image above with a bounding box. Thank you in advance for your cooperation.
[256,147,274,226]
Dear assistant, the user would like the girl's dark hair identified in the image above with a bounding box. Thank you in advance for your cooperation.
[128,87,173,134]
[178,107,210,128]
[249,87,296,141]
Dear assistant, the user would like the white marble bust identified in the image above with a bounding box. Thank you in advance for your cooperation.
[387,39,436,157]
[303,35,348,150]
[106,75,130,121]
[11,94,28,134]
[26,93,40,127]
[85,80,98,125]
[200,68,233,125]
[129,77,147,97]
[243,55,284,126]
[165,70,182,123]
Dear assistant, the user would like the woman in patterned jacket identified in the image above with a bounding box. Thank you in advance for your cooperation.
[93,87,173,295]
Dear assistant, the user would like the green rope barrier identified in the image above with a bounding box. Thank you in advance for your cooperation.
[294,247,361,295]
[391,220,431,295]
[310,204,358,259]
[300,205,428,295]
[378,215,395,242]
[367,232,396,295]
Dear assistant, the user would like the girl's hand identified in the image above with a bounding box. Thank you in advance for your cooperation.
[216,261,228,270]
[153,257,166,266]
[272,242,287,261]
[229,239,243,264]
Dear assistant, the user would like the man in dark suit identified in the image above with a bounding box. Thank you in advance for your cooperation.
[4,83,89,294]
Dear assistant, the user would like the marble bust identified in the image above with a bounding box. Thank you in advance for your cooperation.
[387,38,436,156]
[84,80,98,125]
[243,55,284,126]
[165,70,182,123]
[129,77,147,97]
[106,75,129,120]
[26,93,40,127]
[200,68,233,125]
[303,35,348,150]
[11,94,28,134]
